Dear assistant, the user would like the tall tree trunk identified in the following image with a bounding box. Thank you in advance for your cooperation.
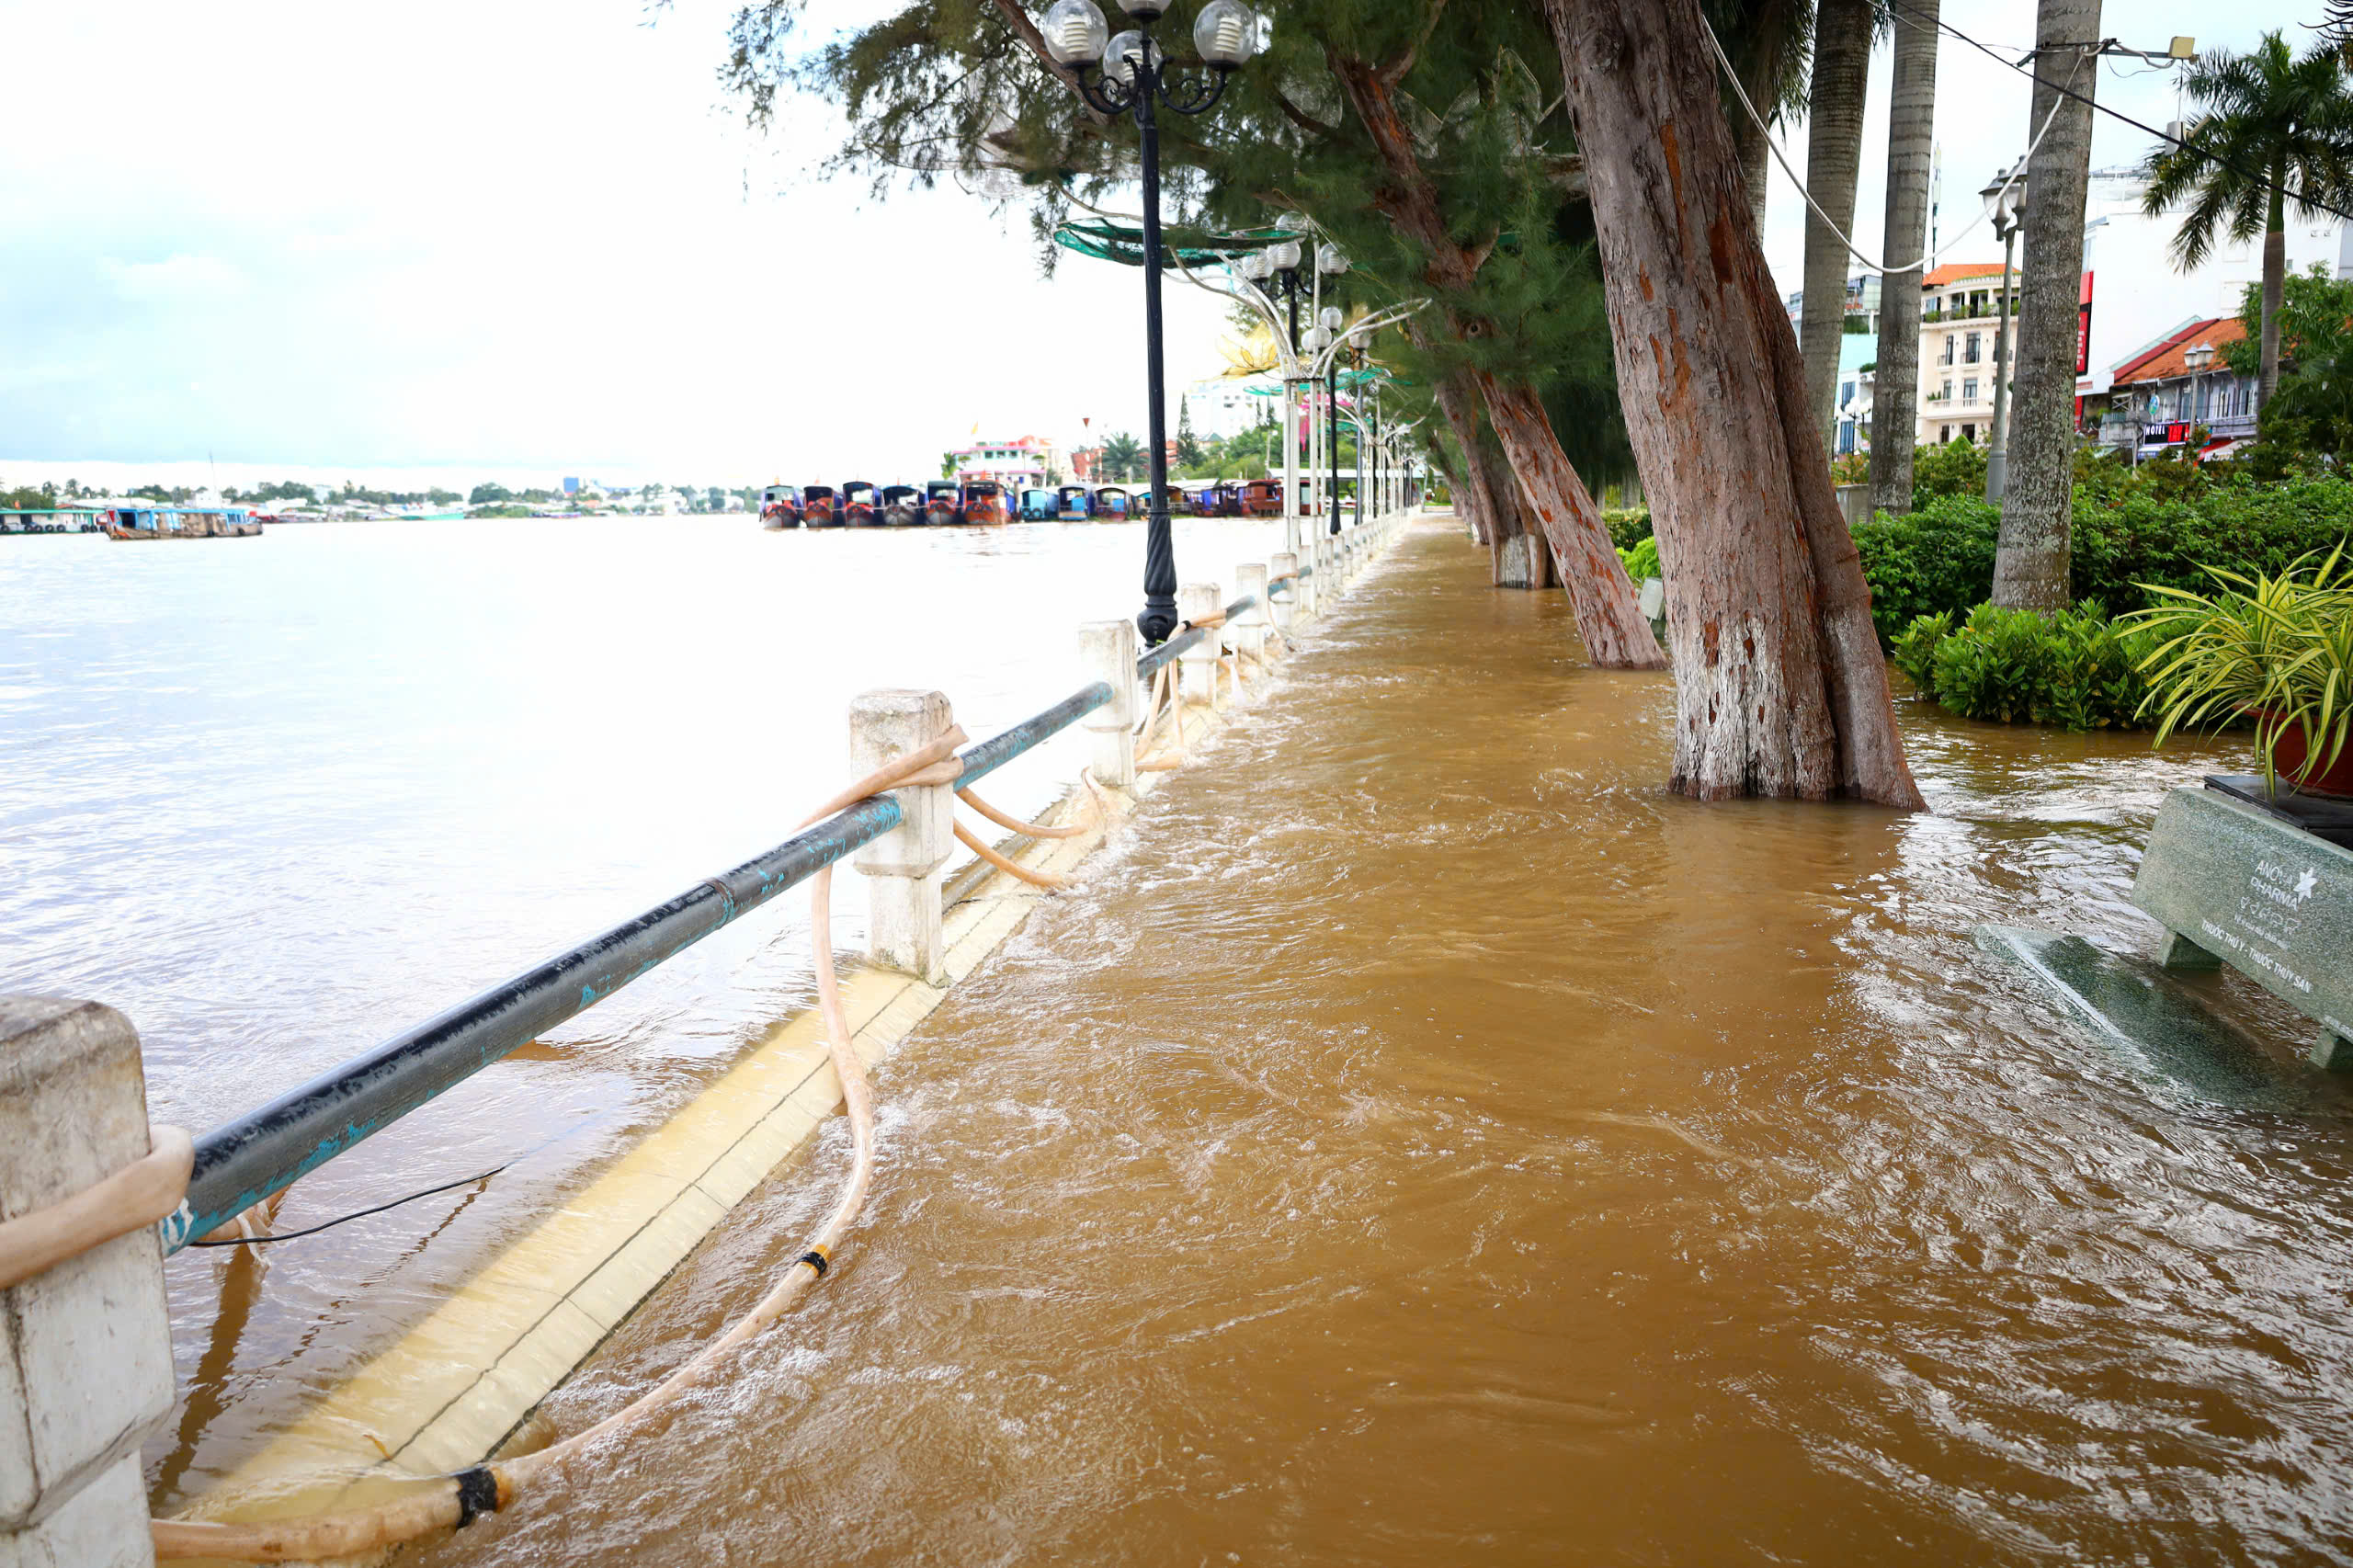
[1434,368,1529,584]
[1868,0,1938,516]
[1799,0,1871,451]
[1327,48,1660,662]
[2259,179,2287,409]
[1733,109,1771,234]
[1992,0,2099,611]
[1477,372,1663,661]
[1541,0,1925,809]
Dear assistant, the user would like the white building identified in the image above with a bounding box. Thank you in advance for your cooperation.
[1178,375,1278,441]
[1912,262,2019,447]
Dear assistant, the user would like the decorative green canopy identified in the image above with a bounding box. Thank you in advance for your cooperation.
[1052,219,1305,271]
[1245,366,1403,391]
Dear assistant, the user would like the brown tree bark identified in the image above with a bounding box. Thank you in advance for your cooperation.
[1433,367,1511,575]
[1325,46,1662,665]
[1542,0,1925,808]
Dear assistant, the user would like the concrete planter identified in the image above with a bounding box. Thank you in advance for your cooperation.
[2132,782,2353,1067]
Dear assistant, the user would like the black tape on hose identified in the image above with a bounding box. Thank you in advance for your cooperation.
[798,1249,830,1278]
[454,1466,501,1528]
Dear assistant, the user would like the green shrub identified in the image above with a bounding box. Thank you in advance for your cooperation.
[1853,474,2353,645]
[1602,506,1651,550]
[1904,602,2154,730]
[1852,494,2001,642]
[1890,610,1953,690]
[1618,535,1660,580]
[2071,475,2353,608]
[1910,438,1988,500]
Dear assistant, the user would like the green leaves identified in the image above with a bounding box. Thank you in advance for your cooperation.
[1893,603,2155,731]
[2141,31,2353,269]
[2122,547,2353,790]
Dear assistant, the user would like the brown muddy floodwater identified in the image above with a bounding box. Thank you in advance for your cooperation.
[406,523,2352,1562]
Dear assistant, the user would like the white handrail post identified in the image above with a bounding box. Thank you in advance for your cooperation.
[1,997,175,1568]
[1268,551,1298,640]
[1078,621,1138,790]
[1177,583,1222,711]
[848,690,954,986]
[1233,563,1269,676]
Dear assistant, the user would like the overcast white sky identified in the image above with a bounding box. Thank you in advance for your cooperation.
[0,0,2329,492]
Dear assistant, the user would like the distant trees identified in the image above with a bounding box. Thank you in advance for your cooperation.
[2228,266,2353,468]
[469,483,513,505]
[0,482,54,510]
[1176,398,1204,468]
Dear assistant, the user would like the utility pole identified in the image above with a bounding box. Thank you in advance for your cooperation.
[1992,0,2100,611]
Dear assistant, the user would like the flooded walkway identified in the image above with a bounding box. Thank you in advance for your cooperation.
[428,518,2353,1565]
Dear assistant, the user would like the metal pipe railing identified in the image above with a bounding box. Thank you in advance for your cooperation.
[170,584,1286,1250]
[954,681,1113,790]
[1135,592,1256,680]
[168,794,904,1250]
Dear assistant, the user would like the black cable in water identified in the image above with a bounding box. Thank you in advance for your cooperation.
[184,1165,509,1247]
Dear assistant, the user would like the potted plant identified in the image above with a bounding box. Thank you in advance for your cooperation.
[2125,547,2353,797]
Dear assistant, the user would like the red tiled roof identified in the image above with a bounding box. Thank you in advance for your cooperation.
[2111,317,2246,385]
[1920,262,2009,288]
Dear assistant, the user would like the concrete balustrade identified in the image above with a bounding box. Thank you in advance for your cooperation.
[1077,620,1138,791]
[2,997,176,1568]
[849,689,957,986]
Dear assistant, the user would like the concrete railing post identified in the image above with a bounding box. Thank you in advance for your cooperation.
[2,997,175,1568]
[849,689,955,986]
[1077,620,1137,790]
[1233,562,1268,675]
[1176,583,1222,710]
[1268,551,1298,639]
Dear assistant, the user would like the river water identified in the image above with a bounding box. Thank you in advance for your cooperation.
[13,515,2352,1561]
[0,513,1290,1509]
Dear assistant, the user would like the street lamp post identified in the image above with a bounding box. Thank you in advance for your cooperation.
[1981,162,2024,505]
[1043,0,1257,645]
[1237,238,1306,555]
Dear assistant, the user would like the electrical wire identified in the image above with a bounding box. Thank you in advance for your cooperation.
[1700,16,2075,274]
[1880,0,2353,228]
[183,1165,509,1247]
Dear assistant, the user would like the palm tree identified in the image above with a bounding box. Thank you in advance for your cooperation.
[1706,0,1816,233]
[2142,33,2353,410]
[1868,0,1939,516]
[1099,431,1145,483]
[1798,0,1874,449]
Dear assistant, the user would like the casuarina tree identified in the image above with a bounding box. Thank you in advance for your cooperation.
[1539,0,1924,807]
[2141,32,2353,412]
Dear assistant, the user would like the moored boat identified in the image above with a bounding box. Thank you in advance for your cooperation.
[961,481,1010,526]
[759,483,803,528]
[102,506,263,540]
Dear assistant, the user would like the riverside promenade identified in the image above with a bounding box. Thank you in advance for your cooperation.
[411,517,2353,1566]
[15,515,2352,1566]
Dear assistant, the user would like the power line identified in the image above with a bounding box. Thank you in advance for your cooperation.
[1702,17,2074,273]
[1881,0,2353,229]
